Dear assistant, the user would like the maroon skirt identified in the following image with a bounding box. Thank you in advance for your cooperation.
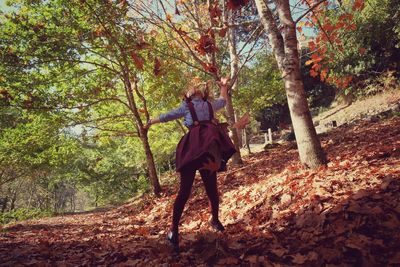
[175,122,237,172]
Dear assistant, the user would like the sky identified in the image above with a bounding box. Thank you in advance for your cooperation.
[0,0,14,12]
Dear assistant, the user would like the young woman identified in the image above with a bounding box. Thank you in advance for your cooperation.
[145,77,236,253]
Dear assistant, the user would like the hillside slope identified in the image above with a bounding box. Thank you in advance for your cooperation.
[1,117,400,266]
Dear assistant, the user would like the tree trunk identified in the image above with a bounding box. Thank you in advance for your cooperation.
[140,130,162,197]
[123,73,162,196]
[1,196,8,212]
[255,0,326,168]
[227,10,243,165]
[225,95,243,164]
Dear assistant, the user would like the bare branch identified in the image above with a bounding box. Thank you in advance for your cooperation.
[295,0,328,24]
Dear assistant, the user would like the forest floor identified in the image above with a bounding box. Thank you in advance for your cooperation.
[1,119,400,266]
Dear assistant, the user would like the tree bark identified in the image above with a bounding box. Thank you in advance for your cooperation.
[227,10,243,165]
[255,0,327,168]
[140,130,162,197]
[123,71,162,196]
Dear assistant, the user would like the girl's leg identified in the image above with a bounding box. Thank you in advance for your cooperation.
[199,169,219,220]
[171,166,196,232]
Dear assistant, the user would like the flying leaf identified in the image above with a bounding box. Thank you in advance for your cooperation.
[233,112,250,129]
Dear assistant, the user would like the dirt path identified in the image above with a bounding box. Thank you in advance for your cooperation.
[1,117,400,266]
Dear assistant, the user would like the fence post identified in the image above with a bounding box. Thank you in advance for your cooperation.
[268,128,272,144]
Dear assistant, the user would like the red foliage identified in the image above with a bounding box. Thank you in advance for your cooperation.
[209,4,222,20]
[130,52,144,70]
[226,0,249,10]
[153,57,162,76]
[195,34,217,56]
[201,62,219,74]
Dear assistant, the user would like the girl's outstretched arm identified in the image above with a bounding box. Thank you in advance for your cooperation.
[145,102,186,129]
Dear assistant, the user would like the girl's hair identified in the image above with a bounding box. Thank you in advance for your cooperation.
[184,77,214,101]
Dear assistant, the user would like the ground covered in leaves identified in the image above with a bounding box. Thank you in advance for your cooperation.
[1,117,400,266]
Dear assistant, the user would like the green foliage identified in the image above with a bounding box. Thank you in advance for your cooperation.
[234,52,286,114]
[323,0,400,93]
[0,208,53,225]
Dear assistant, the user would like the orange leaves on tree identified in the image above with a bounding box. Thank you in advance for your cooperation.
[309,69,319,78]
[130,52,144,70]
[201,62,218,75]
[359,47,367,55]
[226,0,249,10]
[320,68,329,82]
[195,33,217,56]
[219,27,228,37]
[233,112,250,129]
[353,0,365,11]
[209,4,222,22]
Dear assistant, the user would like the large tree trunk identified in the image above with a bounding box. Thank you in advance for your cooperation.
[255,0,326,168]
[226,9,243,165]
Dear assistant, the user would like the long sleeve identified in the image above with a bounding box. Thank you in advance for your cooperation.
[211,97,226,112]
[159,102,187,123]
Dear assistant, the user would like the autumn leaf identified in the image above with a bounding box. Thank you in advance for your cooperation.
[305,59,314,66]
[233,112,250,129]
[130,52,144,70]
[195,34,217,55]
[226,0,249,10]
[359,47,367,55]
[309,69,319,77]
[353,0,365,11]
[297,26,303,33]
[201,62,218,74]
[219,27,228,37]
[320,68,328,82]
[209,4,222,19]
[153,57,162,76]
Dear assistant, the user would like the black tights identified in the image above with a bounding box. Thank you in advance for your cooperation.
[171,167,219,232]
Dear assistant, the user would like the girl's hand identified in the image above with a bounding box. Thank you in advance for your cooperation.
[144,118,160,129]
[217,76,230,87]
[144,119,153,129]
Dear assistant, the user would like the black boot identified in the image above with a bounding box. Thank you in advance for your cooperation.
[166,230,180,253]
[209,218,225,232]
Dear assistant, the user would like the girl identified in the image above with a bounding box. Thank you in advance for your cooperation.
[145,77,236,253]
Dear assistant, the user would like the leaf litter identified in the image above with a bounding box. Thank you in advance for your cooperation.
[0,117,399,266]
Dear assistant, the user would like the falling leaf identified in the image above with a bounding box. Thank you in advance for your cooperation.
[130,52,144,70]
[233,112,250,129]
